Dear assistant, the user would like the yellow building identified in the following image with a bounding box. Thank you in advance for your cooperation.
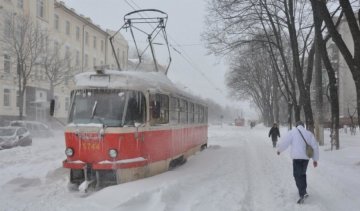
[0,0,128,124]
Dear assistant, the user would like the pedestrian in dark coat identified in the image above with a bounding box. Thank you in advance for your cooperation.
[268,123,280,148]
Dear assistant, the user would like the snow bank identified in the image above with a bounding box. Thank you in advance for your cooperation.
[1,126,360,211]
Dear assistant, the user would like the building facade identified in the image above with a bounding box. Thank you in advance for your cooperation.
[319,17,358,124]
[335,18,358,120]
[0,0,128,124]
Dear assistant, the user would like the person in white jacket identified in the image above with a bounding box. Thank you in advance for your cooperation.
[276,121,319,203]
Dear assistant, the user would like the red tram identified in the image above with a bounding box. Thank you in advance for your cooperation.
[61,68,208,189]
[235,118,245,126]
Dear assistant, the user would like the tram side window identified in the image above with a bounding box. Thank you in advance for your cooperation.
[169,97,179,124]
[194,104,199,124]
[205,107,208,123]
[188,102,194,123]
[125,91,146,125]
[199,105,204,123]
[179,99,188,124]
[150,94,169,125]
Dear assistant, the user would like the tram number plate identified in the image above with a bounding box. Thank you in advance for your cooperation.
[81,142,100,151]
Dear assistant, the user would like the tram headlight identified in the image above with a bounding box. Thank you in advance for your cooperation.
[108,149,118,158]
[65,148,74,157]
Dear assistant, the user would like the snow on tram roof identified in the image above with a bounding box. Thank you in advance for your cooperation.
[74,69,206,104]
[75,69,173,90]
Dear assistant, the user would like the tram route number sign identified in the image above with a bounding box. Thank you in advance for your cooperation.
[78,132,102,151]
[81,141,101,151]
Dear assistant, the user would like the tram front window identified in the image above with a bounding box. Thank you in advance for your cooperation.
[68,89,146,127]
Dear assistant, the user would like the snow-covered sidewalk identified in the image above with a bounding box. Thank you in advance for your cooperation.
[0,125,360,211]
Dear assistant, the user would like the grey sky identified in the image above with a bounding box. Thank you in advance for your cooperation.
[61,0,253,115]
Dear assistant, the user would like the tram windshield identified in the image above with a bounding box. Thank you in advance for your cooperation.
[68,89,146,127]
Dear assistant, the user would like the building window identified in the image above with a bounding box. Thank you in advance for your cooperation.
[16,90,20,107]
[54,14,59,30]
[15,24,21,42]
[84,54,88,67]
[76,51,80,66]
[54,41,59,50]
[65,97,70,111]
[93,57,96,66]
[85,31,89,45]
[76,26,80,41]
[93,36,97,49]
[4,54,11,73]
[17,0,24,9]
[3,89,11,107]
[37,0,45,18]
[65,76,69,85]
[101,40,104,52]
[122,51,126,67]
[117,49,120,67]
[65,46,70,56]
[4,18,11,37]
[65,21,70,35]
[65,47,71,67]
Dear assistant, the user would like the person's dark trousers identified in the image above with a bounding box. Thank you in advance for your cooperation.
[293,159,309,197]
[271,137,277,148]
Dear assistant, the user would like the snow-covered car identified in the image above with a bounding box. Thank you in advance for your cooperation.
[0,127,32,150]
[9,121,54,138]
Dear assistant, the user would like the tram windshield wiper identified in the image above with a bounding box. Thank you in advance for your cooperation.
[89,100,108,127]
[91,100,98,120]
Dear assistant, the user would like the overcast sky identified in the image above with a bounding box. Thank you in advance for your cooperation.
[61,0,255,117]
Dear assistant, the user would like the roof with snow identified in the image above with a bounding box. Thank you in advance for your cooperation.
[74,69,206,105]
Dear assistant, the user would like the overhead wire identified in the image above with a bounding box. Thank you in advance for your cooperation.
[124,0,224,94]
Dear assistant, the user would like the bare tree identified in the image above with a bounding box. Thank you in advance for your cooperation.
[41,38,75,100]
[347,106,357,135]
[226,42,275,126]
[203,0,316,129]
[256,0,311,129]
[1,13,46,119]
[317,1,341,149]
[317,0,360,127]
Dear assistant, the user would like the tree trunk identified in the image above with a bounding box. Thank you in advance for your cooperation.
[311,0,324,144]
[313,41,324,144]
[305,44,316,133]
[322,48,340,149]
[17,62,24,120]
[294,104,301,123]
[274,81,280,124]
[285,0,314,129]
[318,1,360,127]
[288,101,293,129]
[356,79,360,128]
[319,31,340,150]
[49,82,55,100]
[312,0,340,149]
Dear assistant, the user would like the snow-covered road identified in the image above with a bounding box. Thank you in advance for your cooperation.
[1,125,360,211]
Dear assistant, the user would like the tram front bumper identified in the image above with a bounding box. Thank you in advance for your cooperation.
[63,157,147,170]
